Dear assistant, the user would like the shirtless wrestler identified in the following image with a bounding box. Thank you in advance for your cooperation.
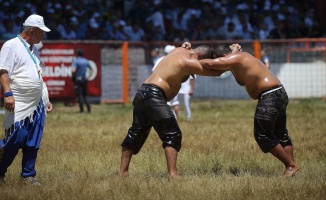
[199,44,299,177]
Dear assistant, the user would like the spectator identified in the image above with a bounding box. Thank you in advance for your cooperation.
[150,47,160,66]
[143,21,155,41]
[310,20,324,38]
[224,9,240,29]
[108,22,127,41]
[72,49,93,113]
[125,22,145,41]
[260,49,270,69]
[207,18,224,40]
[220,22,241,40]
[186,10,199,31]
[77,14,89,38]
[123,19,133,37]
[235,12,254,39]
[98,24,110,40]
[151,23,165,41]
[146,6,166,35]
[256,21,269,40]
[173,30,189,43]
[238,21,254,40]
[178,75,195,121]
[86,19,101,40]
[56,18,67,39]
[296,18,311,38]
[12,15,24,34]
[172,12,188,32]
[45,21,62,40]
[71,17,86,40]
[0,0,322,41]
[268,20,289,39]
[263,10,276,33]
[0,19,17,40]
[188,20,207,41]
[62,25,77,40]
[128,1,153,26]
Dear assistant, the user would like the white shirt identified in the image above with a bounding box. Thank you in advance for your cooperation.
[0,36,42,81]
[152,56,164,71]
[179,76,195,94]
[0,36,46,129]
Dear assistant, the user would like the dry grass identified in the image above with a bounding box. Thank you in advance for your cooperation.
[0,99,325,200]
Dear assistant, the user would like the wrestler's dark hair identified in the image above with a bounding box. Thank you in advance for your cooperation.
[194,45,213,59]
[212,44,232,58]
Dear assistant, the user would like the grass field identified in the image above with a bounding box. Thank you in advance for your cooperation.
[0,99,325,200]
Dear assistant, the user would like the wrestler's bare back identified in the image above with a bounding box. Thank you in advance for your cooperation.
[145,47,223,101]
[200,52,281,99]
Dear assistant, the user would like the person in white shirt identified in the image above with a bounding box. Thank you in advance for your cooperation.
[260,49,270,69]
[178,76,195,121]
[0,14,52,186]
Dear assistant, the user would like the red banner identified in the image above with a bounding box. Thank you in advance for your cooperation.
[40,43,101,99]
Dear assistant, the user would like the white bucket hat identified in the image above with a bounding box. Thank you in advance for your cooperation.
[164,45,176,54]
[23,14,51,32]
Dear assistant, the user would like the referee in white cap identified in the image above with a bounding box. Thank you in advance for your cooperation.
[0,14,52,186]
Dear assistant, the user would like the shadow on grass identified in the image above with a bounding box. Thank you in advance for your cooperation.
[190,163,275,177]
[229,166,274,177]
[191,162,223,176]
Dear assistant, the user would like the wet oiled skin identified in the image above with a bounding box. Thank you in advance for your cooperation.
[200,52,281,99]
[145,47,224,101]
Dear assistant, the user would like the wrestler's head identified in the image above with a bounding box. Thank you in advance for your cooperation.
[211,44,232,58]
[193,45,213,59]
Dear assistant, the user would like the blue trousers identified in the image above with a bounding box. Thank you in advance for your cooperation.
[0,101,45,178]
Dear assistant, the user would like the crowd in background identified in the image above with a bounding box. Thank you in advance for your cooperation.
[0,0,325,42]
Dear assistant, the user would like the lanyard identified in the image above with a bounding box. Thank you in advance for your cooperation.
[17,35,41,78]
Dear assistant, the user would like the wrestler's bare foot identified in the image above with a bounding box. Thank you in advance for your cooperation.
[119,171,129,177]
[168,172,181,179]
[282,165,299,177]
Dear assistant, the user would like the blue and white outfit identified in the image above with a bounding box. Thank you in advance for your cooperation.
[261,55,270,66]
[0,36,50,178]
[178,75,195,121]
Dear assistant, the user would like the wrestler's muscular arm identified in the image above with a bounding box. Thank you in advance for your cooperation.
[199,43,243,70]
[199,52,243,71]
[185,57,226,76]
[182,42,242,73]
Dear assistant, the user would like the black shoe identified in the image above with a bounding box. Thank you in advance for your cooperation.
[0,147,3,161]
